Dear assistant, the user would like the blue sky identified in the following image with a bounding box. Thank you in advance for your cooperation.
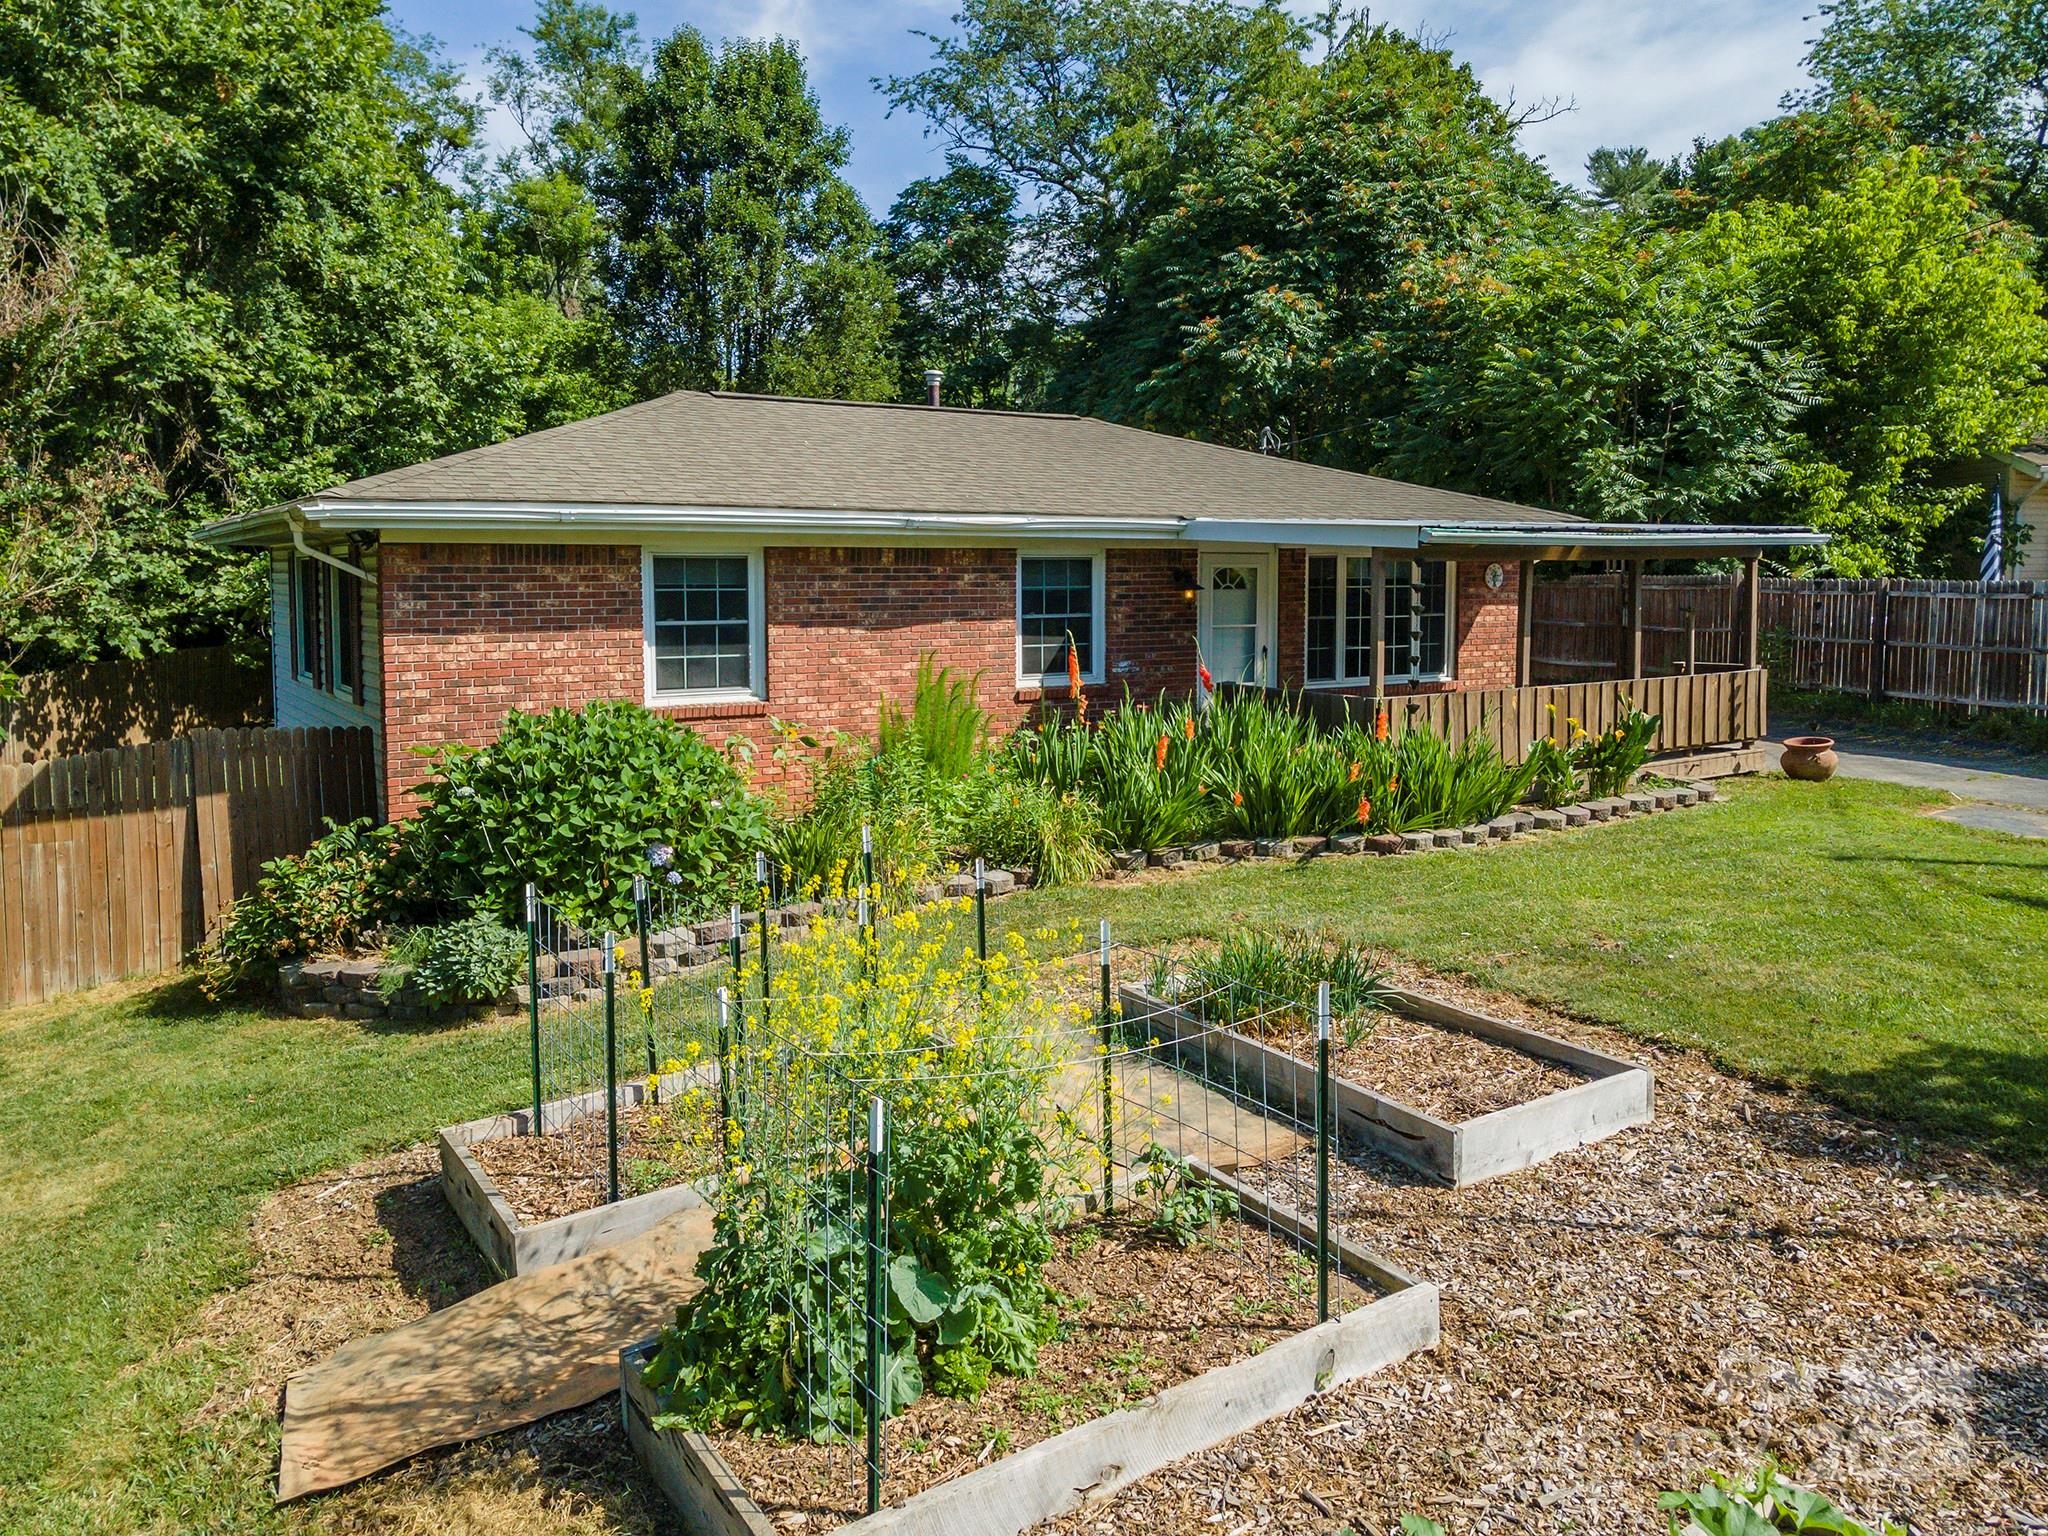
[392,0,1819,213]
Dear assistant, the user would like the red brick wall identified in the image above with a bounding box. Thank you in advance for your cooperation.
[379,543,643,814]
[1452,558,1520,691]
[376,541,1203,813]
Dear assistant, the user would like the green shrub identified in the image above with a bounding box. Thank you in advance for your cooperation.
[772,729,961,899]
[199,818,418,998]
[411,700,768,932]
[1569,702,1661,797]
[1524,732,1578,808]
[955,773,1109,888]
[378,916,526,1008]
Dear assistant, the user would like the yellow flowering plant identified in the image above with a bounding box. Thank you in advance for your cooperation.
[642,897,1096,1439]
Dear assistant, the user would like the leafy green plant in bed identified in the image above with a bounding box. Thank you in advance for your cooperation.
[375,915,525,1007]
[412,699,767,932]
[1133,1142,1238,1247]
[641,902,1086,1438]
[877,653,988,779]
[1569,699,1662,798]
[199,817,423,997]
[1163,929,1391,1037]
[956,772,1109,887]
[1659,1464,1903,1535]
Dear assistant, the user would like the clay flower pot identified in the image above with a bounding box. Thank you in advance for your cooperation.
[1780,735,1838,782]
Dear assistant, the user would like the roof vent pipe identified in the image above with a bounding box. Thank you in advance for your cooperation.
[923,368,943,407]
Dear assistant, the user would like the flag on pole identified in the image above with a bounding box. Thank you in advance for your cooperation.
[1981,483,2004,582]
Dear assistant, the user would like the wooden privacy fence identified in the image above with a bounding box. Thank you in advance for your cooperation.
[0,726,378,1009]
[1531,574,2048,714]
[0,645,267,765]
[1232,668,1767,765]
[1758,579,2048,713]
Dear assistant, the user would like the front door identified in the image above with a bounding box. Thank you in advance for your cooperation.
[1198,553,1272,687]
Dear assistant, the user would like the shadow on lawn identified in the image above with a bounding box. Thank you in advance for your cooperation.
[1763,1037,2048,1183]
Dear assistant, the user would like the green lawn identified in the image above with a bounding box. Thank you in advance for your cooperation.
[1,774,2042,1532]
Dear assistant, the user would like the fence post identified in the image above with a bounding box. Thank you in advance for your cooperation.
[862,1096,888,1515]
[603,934,619,1206]
[1871,579,1892,702]
[525,883,543,1137]
[729,902,744,984]
[1098,919,1114,1216]
[973,857,987,991]
[1315,980,1332,1323]
[861,822,875,944]
[715,986,732,1167]
[755,852,773,1010]
[634,874,655,1089]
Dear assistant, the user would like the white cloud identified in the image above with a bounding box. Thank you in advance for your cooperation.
[1351,0,1817,184]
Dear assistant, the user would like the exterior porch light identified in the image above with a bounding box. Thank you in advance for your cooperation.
[1175,567,1197,600]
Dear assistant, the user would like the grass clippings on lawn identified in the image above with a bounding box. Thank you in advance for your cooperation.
[1050,977,2048,1536]
[468,1101,715,1226]
[712,1214,1373,1530]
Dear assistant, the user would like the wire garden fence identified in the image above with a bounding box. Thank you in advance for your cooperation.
[628,894,1364,1520]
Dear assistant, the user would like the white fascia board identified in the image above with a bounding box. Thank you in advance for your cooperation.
[1184,518,1424,549]
[292,498,1188,541]
[1420,524,1829,549]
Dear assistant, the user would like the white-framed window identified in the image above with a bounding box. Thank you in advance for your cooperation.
[643,549,765,702]
[288,552,363,702]
[1304,556,1454,686]
[1016,551,1104,686]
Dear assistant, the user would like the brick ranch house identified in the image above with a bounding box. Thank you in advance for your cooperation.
[196,389,1824,815]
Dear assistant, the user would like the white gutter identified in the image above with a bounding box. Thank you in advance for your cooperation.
[1420,524,1828,549]
[289,513,371,579]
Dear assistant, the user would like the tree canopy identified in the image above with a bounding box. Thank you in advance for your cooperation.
[5,0,2046,680]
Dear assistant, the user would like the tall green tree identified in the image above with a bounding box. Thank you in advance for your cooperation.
[882,0,1307,321]
[0,0,610,668]
[882,158,1040,406]
[1383,221,1810,524]
[1698,140,2048,570]
[1072,19,1561,462]
[602,30,895,397]
[1797,0,2048,246]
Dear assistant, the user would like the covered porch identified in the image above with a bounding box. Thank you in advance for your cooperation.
[1185,521,1820,770]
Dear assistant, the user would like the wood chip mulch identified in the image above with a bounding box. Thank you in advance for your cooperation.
[1045,976,2048,1536]
[468,1101,717,1226]
[1268,1009,1589,1123]
[713,1215,1374,1530]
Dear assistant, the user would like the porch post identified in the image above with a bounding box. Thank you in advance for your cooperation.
[1625,559,1645,680]
[1516,560,1535,687]
[1368,553,1387,701]
[1741,554,1761,671]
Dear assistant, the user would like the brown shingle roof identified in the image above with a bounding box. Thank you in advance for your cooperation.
[318,390,1577,527]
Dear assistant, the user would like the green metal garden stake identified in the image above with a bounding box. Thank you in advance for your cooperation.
[525,883,542,1137]
[1315,980,1332,1322]
[634,874,655,1092]
[755,852,772,1010]
[603,934,620,1206]
[1098,919,1114,1215]
[728,902,743,981]
[974,858,987,991]
[860,822,875,950]
[715,986,732,1166]
[862,1096,887,1514]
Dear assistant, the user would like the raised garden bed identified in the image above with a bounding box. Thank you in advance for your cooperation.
[619,1166,1437,1536]
[438,1071,715,1277]
[1118,982,1653,1186]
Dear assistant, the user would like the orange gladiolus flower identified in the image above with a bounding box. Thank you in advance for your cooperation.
[1374,709,1389,742]
[1356,797,1371,826]
[1231,790,1243,807]
[1347,761,1360,782]
[1389,775,1400,794]
[1155,733,1169,772]
[1183,715,1196,740]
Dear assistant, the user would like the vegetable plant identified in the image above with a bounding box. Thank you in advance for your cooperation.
[1659,1464,1903,1535]
[1133,1142,1238,1247]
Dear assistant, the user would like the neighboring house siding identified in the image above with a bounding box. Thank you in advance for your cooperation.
[2012,471,2048,581]
[270,545,382,738]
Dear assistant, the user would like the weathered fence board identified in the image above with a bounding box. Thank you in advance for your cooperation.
[1230,668,1767,763]
[1533,574,2048,714]
[0,726,376,1008]
[0,644,266,765]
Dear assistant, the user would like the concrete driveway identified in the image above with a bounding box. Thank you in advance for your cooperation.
[1768,733,2048,835]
